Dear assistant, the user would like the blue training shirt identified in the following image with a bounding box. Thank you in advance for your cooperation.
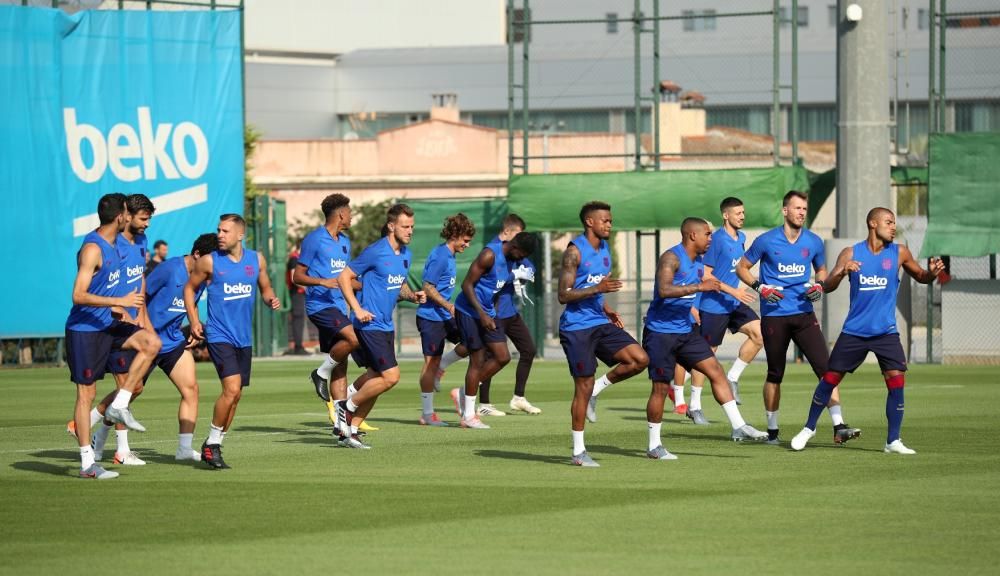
[743,227,826,317]
[559,234,612,332]
[114,233,147,319]
[416,242,457,322]
[299,226,351,316]
[146,256,206,353]
[645,244,703,334]
[700,227,746,315]
[205,248,259,348]
[455,237,509,320]
[842,241,900,338]
[66,231,123,332]
[348,236,410,332]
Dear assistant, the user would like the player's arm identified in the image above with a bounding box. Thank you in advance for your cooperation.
[737,243,783,303]
[138,276,152,329]
[422,281,453,314]
[257,252,281,310]
[399,282,426,304]
[557,244,622,304]
[704,264,755,305]
[900,245,944,284]
[71,244,143,310]
[292,262,337,289]
[338,265,372,323]
[461,248,496,329]
[820,246,859,293]
[656,251,719,298]
[184,252,213,340]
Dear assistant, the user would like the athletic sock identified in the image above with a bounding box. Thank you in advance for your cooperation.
[347,384,359,399]
[721,401,746,429]
[346,399,360,413]
[178,433,193,452]
[464,395,477,419]
[220,431,227,444]
[766,410,779,432]
[317,356,337,380]
[727,358,750,382]
[828,404,845,426]
[886,384,905,443]
[806,379,838,430]
[350,425,359,435]
[421,392,434,415]
[109,390,132,410]
[93,421,112,446]
[592,374,612,397]
[572,430,586,455]
[671,383,686,407]
[115,429,130,454]
[440,348,463,370]
[89,408,103,427]
[689,386,703,411]
[648,422,662,451]
[80,446,95,470]
[207,424,223,445]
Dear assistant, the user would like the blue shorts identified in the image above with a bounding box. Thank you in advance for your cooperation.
[559,323,639,378]
[456,310,507,352]
[829,333,907,374]
[207,342,253,388]
[144,343,188,383]
[308,306,352,353]
[66,322,141,385]
[351,329,397,372]
[417,316,462,357]
[700,304,760,347]
[642,328,715,382]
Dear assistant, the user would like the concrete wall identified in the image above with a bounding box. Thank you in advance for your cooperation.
[942,280,1000,365]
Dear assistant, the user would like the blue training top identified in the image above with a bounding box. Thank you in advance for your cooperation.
[416,242,457,322]
[114,233,147,319]
[299,226,351,316]
[559,234,611,332]
[348,236,410,332]
[66,230,123,332]
[743,226,826,317]
[645,244,703,334]
[454,237,509,320]
[146,256,206,353]
[205,248,259,348]
[842,241,900,337]
[699,227,746,315]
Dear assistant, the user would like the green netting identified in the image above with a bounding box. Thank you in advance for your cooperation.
[921,132,1000,258]
[507,166,811,231]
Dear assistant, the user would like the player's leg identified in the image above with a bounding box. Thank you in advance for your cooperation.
[873,334,912,453]
[435,319,469,389]
[591,325,648,400]
[506,315,541,414]
[671,364,688,414]
[725,306,763,402]
[416,318,448,426]
[687,338,767,442]
[104,325,160,431]
[466,341,508,426]
[310,309,357,403]
[473,322,511,417]
[790,313,858,442]
[166,349,200,460]
[761,315,793,442]
[108,371,145,466]
[642,330,679,459]
[561,328,600,466]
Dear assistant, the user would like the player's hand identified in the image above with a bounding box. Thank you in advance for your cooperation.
[691,308,701,325]
[596,276,623,294]
[803,282,824,302]
[354,308,374,323]
[189,320,205,341]
[606,309,624,329]
[734,288,757,305]
[844,260,862,274]
[323,277,341,289]
[412,290,427,304]
[698,278,722,292]
[119,289,144,310]
[755,283,784,303]
[928,257,945,277]
[269,296,281,310]
[446,302,456,317]
[479,312,497,332]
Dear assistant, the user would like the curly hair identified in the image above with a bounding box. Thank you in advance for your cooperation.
[440,212,476,240]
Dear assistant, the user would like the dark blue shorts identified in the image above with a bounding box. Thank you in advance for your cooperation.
[145,344,188,383]
[351,329,397,372]
[456,310,507,352]
[829,333,907,374]
[642,328,715,382]
[417,316,462,357]
[700,304,760,347]
[559,323,639,378]
[66,322,141,385]
[308,306,353,353]
[207,342,253,388]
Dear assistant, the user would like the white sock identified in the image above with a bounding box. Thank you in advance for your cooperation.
[766,410,779,430]
[828,404,845,426]
[421,392,434,415]
[89,408,103,427]
[317,356,337,380]
[110,390,132,410]
[80,446,95,469]
[464,395,477,419]
[683,371,691,383]
[207,424,223,445]
[592,374,612,397]
[440,348,463,370]
[347,384,359,399]
[94,422,112,445]
[648,422,662,451]
[671,383,686,406]
[115,429,130,454]
[346,399,360,412]
[572,430,586,455]
[178,433,193,452]
[689,386,703,411]
[721,400,747,429]
[220,431,227,444]
[727,358,750,382]
[350,425,358,435]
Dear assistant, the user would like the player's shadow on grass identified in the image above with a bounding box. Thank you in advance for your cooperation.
[233,425,289,434]
[11,460,75,477]
[360,417,422,427]
[605,407,645,413]
[474,449,569,465]
[138,451,204,467]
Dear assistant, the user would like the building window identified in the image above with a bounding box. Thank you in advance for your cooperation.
[779,6,809,27]
[828,4,837,26]
[683,9,716,32]
[606,12,618,34]
[918,8,929,30]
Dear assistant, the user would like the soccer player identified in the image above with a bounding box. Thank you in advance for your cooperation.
[334,204,426,448]
[451,231,537,428]
[185,214,281,469]
[644,219,768,459]
[295,194,360,424]
[66,193,160,479]
[791,208,944,454]
[415,213,475,426]
[146,239,168,275]
[736,190,860,445]
[560,201,649,467]
[691,196,765,420]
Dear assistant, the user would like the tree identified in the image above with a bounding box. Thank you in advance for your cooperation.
[286,198,394,259]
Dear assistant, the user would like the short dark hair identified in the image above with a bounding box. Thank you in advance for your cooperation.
[153,239,167,250]
[681,217,710,235]
[382,203,414,236]
[579,201,611,226]
[321,194,350,219]
[126,193,155,217]
[509,231,537,257]
[191,233,218,257]
[502,213,526,231]
[720,197,743,212]
[441,212,476,240]
[97,193,127,225]
[783,190,808,207]
[220,213,246,228]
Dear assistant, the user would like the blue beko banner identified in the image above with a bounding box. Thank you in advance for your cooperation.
[0,6,243,337]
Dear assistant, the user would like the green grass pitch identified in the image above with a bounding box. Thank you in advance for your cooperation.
[1,360,998,575]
